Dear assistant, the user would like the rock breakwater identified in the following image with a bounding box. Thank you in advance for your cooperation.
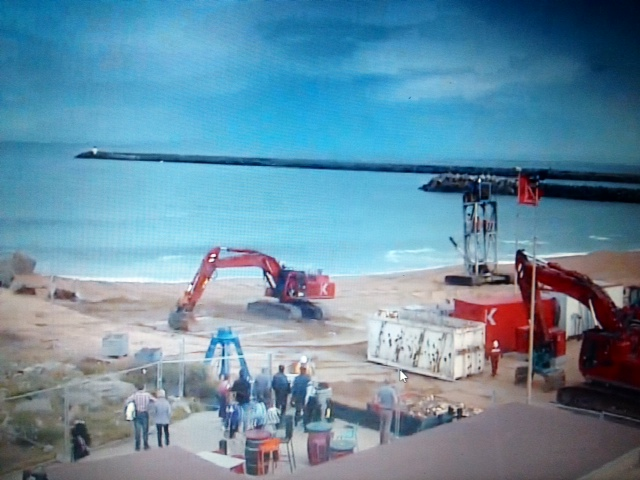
[420,174,640,203]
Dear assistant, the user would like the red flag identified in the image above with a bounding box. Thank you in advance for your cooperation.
[518,176,541,206]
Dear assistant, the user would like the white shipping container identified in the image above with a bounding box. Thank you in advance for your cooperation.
[548,282,624,339]
[367,307,485,381]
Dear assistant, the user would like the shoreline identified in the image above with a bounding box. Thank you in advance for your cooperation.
[38,250,611,285]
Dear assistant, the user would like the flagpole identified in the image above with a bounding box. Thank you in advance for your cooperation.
[526,189,538,405]
[514,169,521,294]
[526,237,537,404]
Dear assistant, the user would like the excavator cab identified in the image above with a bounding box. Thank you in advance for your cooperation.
[269,270,306,301]
[580,330,617,373]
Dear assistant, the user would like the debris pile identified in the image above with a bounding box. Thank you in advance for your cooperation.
[397,392,483,433]
[403,393,482,420]
[48,288,78,301]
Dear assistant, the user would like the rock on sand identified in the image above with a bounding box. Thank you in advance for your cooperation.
[0,251,37,288]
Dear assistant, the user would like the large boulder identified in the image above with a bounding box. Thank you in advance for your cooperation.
[0,251,36,288]
[11,251,36,275]
[0,260,13,288]
[63,377,137,409]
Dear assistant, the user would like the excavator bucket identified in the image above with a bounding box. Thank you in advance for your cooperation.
[168,310,194,331]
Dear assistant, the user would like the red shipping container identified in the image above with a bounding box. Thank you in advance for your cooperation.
[507,326,566,358]
[453,294,558,355]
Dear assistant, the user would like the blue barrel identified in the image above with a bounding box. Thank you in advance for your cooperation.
[329,439,355,460]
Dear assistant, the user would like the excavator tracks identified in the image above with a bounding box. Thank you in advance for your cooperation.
[557,385,640,422]
[246,300,324,321]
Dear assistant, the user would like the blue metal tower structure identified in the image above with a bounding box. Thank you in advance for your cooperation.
[204,327,249,379]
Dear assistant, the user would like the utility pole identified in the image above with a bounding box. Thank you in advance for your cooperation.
[63,386,70,462]
[526,236,537,404]
[157,351,163,391]
[514,169,521,295]
[178,336,185,398]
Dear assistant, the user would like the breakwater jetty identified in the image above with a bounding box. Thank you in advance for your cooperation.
[420,174,640,204]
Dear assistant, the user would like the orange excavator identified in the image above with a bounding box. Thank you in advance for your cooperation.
[515,249,640,417]
[168,247,336,330]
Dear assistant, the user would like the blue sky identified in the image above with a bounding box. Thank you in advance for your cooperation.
[1,0,639,163]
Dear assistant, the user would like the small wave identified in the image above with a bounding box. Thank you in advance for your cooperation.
[58,275,189,284]
[385,247,436,262]
[500,239,548,246]
[588,235,611,241]
[538,251,589,260]
[333,264,459,278]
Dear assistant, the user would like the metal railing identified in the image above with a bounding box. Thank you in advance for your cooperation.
[1,350,273,470]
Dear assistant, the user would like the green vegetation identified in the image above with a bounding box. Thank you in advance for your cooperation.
[76,357,112,376]
[0,360,219,475]
[161,362,219,399]
[10,411,64,446]
[1,376,58,398]
[81,406,132,446]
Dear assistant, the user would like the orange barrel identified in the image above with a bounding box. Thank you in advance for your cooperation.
[329,439,355,460]
[306,421,332,465]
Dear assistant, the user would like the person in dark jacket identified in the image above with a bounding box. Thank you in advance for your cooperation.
[228,403,241,438]
[254,367,272,404]
[231,368,252,431]
[271,364,291,421]
[70,420,91,461]
[291,366,311,427]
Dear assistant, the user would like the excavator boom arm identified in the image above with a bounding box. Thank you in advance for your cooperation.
[515,249,622,336]
[177,247,284,312]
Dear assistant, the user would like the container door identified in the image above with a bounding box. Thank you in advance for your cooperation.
[453,327,485,379]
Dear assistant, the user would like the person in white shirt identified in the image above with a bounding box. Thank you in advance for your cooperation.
[252,400,267,430]
[265,402,280,434]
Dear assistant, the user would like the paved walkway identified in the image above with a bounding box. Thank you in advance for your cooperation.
[3,411,382,479]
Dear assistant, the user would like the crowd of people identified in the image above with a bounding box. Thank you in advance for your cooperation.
[218,356,330,439]
[108,360,308,455]
[69,355,401,463]
[215,357,401,447]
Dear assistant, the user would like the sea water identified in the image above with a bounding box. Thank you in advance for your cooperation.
[2,142,640,282]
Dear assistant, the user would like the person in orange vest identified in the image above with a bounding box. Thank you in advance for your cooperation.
[490,340,502,377]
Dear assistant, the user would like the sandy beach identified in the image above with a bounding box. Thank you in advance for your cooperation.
[2,249,640,410]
